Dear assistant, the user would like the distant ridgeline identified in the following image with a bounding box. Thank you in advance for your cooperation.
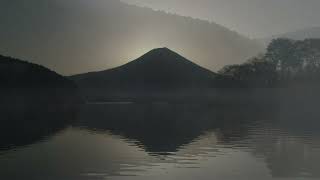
[71,39,320,102]
[0,54,79,102]
[0,55,80,149]
[0,55,72,88]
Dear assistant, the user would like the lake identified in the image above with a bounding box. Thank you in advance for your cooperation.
[1,102,320,180]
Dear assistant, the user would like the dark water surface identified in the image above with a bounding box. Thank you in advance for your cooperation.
[1,102,320,180]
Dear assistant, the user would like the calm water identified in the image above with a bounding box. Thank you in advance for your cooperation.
[1,102,320,180]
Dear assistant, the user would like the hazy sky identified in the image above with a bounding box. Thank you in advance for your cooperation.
[122,0,320,38]
[2,0,319,75]
[0,0,262,75]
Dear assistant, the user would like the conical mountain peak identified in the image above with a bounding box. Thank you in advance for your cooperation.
[71,48,217,90]
[150,47,172,53]
[140,47,183,60]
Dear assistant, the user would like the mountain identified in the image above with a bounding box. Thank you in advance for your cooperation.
[0,0,262,75]
[0,54,80,105]
[71,48,217,88]
[70,48,218,101]
[0,55,80,148]
[259,27,320,46]
[0,55,75,88]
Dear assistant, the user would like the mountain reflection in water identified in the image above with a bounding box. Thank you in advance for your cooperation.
[1,102,320,180]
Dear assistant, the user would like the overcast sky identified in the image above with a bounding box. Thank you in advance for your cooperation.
[122,0,320,38]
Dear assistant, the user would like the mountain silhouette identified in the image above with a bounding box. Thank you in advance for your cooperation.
[72,48,216,88]
[0,55,79,149]
[0,55,75,88]
[0,54,81,106]
[70,48,218,101]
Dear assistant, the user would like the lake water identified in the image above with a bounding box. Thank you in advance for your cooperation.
[1,103,320,180]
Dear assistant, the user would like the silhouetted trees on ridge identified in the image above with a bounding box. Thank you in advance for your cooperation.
[218,38,320,87]
[218,55,277,87]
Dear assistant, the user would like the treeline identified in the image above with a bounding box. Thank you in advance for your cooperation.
[218,38,320,87]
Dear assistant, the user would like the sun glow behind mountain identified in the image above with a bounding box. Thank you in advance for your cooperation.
[0,0,262,75]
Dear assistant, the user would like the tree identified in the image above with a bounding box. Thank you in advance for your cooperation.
[298,39,320,72]
[218,64,241,77]
[265,38,302,74]
[218,56,277,87]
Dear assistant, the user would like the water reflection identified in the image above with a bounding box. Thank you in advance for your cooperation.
[0,102,320,179]
[75,102,320,179]
[0,102,77,150]
[75,103,271,154]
